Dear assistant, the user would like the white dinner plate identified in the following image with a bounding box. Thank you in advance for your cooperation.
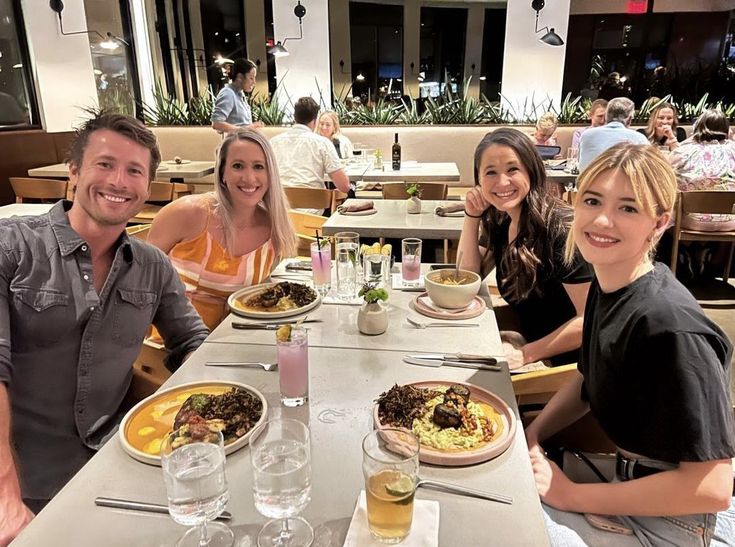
[119,380,268,466]
[227,282,321,320]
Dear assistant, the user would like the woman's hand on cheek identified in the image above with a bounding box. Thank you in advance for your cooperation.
[465,187,490,217]
[529,447,576,511]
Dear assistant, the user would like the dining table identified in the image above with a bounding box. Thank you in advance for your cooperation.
[322,199,465,240]
[10,262,549,546]
[344,161,460,184]
[28,160,215,182]
[0,203,53,220]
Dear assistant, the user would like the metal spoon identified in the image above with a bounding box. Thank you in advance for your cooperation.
[204,362,277,371]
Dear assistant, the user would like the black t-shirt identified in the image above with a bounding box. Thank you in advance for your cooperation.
[579,263,735,463]
[486,216,593,366]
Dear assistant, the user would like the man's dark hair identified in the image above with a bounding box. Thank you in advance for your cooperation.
[293,97,319,125]
[232,58,257,80]
[67,113,161,180]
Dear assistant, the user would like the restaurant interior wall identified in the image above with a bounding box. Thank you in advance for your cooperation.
[500,0,571,116]
[21,0,97,132]
[273,0,332,113]
[329,0,352,100]
[244,0,269,99]
[463,5,485,100]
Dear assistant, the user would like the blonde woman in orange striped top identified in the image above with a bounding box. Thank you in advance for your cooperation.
[149,129,297,329]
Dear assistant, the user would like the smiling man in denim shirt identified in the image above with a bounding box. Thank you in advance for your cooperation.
[0,114,209,543]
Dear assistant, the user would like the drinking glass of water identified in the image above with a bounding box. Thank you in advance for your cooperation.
[335,231,360,300]
[161,428,233,547]
[251,419,313,547]
[401,238,422,286]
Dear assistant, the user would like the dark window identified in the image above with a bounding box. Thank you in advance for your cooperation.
[349,2,403,102]
[0,0,38,128]
[200,0,246,93]
[480,8,507,101]
[419,7,467,98]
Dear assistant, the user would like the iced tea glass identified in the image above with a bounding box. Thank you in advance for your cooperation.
[276,327,309,407]
[401,238,422,286]
[362,430,420,544]
[309,241,331,297]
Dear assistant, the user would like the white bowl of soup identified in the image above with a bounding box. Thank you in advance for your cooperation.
[425,269,481,309]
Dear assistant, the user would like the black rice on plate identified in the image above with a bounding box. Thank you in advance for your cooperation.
[376,384,440,429]
[173,388,263,443]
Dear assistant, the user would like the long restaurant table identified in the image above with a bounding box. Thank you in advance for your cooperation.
[28,161,215,181]
[344,161,460,184]
[0,203,53,220]
[322,199,464,239]
[12,340,549,546]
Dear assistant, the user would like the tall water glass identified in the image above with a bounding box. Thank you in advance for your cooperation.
[310,241,331,297]
[362,430,420,543]
[401,238,422,286]
[363,253,391,288]
[335,231,360,299]
[276,326,309,407]
[565,147,579,174]
[161,429,233,547]
[251,419,313,547]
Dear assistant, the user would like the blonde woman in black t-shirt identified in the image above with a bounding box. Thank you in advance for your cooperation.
[458,128,592,369]
[525,143,735,546]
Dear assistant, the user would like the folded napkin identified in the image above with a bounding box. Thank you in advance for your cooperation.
[338,200,375,214]
[434,203,465,217]
[417,295,471,315]
[343,491,440,547]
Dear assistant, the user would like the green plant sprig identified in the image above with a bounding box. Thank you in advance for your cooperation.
[406,183,422,198]
[358,283,389,304]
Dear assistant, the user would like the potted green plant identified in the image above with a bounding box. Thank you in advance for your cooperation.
[405,183,422,214]
[357,283,389,335]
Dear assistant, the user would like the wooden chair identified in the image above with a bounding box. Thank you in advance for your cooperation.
[564,190,578,206]
[129,181,192,224]
[381,182,448,200]
[10,177,67,203]
[284,187,337,213]
[288,210,328,257]
[670,191,735,282]
[512,364,579,408]
[125,224,151,241]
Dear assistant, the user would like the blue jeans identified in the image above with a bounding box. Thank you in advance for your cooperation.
[543,498,735,546]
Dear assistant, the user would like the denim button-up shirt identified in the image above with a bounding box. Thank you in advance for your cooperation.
[0,201,209,499]
[210,84,252,126]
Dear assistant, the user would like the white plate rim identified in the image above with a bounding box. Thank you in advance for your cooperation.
[227,282,321,319]
[118,380,268,466]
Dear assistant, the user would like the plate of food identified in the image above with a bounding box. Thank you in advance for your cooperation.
[227,281,321,319]
[373,381,515,466]
[119,380,267,465]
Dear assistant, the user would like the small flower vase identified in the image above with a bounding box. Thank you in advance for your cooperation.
[357,302,388,335]
[406,196,421,214]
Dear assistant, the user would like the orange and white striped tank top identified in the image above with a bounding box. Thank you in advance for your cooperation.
[169,216,276,330]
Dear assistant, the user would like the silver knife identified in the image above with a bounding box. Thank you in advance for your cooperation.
[232,320,322,330]
[95,497,232,520]
[407,353,498,364]
[403,356,502,371]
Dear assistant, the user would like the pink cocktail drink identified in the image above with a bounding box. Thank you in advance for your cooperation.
[277,328,309,407]
[402,256,421,282]
[310,242,331,296]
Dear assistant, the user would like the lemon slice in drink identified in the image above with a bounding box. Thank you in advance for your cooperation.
[276,325,292,343]
[381,243,392,256]
[384,474,414,497]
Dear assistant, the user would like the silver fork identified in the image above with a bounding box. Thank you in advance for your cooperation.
[407,317,479,329]
[204,362,278,371]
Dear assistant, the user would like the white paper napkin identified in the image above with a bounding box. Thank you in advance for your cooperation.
[391,273,425,291]
[343,491,440,547]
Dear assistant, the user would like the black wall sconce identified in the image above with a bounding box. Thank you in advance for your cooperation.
[49,0,128,50]
[269,1,306,58]
[409,62,425,82]
[532,0,565,46]
[470,63,486,81]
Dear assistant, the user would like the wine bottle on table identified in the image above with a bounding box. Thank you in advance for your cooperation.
[391,133,401,171]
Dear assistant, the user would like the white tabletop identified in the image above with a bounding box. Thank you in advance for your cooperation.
[322,199,465,239]
[11,342,549,547]
[0,203,53,219]
[362,162,460,182]
[28,161,215,181]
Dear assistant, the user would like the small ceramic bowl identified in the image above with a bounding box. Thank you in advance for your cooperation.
[424,269,481,309]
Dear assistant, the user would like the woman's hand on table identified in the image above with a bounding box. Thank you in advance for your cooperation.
[502,341,528,370]
[464,187,490,218]
[529,445,575,511]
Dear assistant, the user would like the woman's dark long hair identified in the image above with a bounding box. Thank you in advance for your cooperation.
[474,128,570,301]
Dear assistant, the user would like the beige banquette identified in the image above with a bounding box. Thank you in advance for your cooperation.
[149,125,587,188]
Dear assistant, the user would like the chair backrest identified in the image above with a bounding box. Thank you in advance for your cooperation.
[678,190,735,216]
[125,224,151,241]
[565,190,578,206]
[10,177,68,203]
[284,187,334,211]
[382,182,448,200]
[288,210,328,256]
[147,181,175,202]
